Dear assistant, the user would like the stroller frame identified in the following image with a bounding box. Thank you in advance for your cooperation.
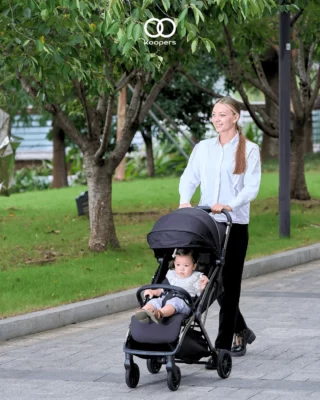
[123,207,232,391]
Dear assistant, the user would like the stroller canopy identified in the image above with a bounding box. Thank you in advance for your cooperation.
[147,208,224,259]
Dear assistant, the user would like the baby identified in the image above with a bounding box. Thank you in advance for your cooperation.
[134,248,209,324]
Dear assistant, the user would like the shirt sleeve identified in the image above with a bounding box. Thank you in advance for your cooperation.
[228,145,261,211]
[179,144,201,205]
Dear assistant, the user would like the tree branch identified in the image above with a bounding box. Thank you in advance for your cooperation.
[94,94,115,164]
[72,78,93,139]
[307,66,320,116]
[115,70,138,92]
[17,72,87,150]
[139,64,179,123]
[296,35,309,112]
[251,50,279,105]
[96,93,107,116]
[177,67,267,114]
[108,73,145,172]
[103,48,116,86]
[290,53,304,120]
[290,9,304,27]
[177,67,223,99]
[306,42,316,79]
[223,25,278,138]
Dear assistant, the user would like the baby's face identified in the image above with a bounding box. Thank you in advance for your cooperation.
[174,255,196,278]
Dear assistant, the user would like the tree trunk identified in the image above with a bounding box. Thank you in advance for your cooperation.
[261,133,278,160]
[261,48,279,160]
[304,116,313,154]
[52,117,68,188]
[141,130,155,177]
[114,87,126,181]
[290,119,311,200]
[85,152,120,251]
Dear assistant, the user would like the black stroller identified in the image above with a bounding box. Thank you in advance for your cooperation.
[123,206,233,391]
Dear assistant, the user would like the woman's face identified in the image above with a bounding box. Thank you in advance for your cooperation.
[212,103,238,134]
[174,255,196,278]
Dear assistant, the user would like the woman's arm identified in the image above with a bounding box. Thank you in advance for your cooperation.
[179,144,201,205]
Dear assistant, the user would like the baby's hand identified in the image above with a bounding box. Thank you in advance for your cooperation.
[144,288,163,299]
[200,275,209,290]
[144,289,154,299]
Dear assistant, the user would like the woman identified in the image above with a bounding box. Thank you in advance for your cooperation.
[179,96,261,359]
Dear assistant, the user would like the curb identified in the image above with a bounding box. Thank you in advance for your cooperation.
[1,243,320,341]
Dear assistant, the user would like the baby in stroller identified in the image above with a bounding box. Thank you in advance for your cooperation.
[123,207,233,391]
[134,248,209,324]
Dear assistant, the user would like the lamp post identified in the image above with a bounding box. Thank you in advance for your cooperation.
[279,9,291,237]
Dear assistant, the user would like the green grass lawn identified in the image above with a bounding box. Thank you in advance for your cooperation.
[1,172,320,318]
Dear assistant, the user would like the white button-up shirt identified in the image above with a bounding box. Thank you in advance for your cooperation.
[179,134,261,224]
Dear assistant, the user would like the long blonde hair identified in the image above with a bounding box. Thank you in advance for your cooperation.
[214,96,246,175]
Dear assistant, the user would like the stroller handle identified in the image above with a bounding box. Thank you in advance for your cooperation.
[136,284,195,311]
[196,206,232,224]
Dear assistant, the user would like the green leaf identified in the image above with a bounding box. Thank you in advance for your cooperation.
[122,40,134,56]
[120,33,127,47]
[191,38,198,53]
[187,32,196,42]
[133,24,142,42]
[190,5,199,25]
[117,28,125,40]
[204,38,216,51]
[23,39,31,47]
[223,13,228,25]
[178,8,188,23]
[162,0,170,12]
[36,39,44,52]
[23,8,31,19]
[40,9,48,19]
[202,38,211,53]
[107,21,120,35]
[127,21,134,39]
[94,38,101,47]
[145,9,154,19]
[179,26,186,38]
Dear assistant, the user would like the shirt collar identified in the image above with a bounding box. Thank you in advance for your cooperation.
[213,132,240,146]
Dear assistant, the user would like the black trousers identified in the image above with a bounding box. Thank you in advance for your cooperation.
[214,223,249,351]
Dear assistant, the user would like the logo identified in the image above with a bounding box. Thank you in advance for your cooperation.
[144,18,176,46]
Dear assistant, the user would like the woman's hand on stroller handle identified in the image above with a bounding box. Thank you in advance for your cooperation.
[211,203,232,214]
[179,203,192,208]
[196,205,233,223]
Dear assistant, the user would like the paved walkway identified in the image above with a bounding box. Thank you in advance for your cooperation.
[0,260,320,400]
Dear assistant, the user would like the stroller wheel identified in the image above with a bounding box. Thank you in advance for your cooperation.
[147,358,162,374]
[167,366,181,391]
[125,363,140,388]
[217,350,232,379]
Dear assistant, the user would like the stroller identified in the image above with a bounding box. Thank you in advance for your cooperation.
[123,206,233,391]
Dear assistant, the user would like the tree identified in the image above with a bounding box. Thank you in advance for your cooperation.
[0,0,275,251]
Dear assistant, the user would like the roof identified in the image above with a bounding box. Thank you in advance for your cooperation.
[12,115,53,161]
